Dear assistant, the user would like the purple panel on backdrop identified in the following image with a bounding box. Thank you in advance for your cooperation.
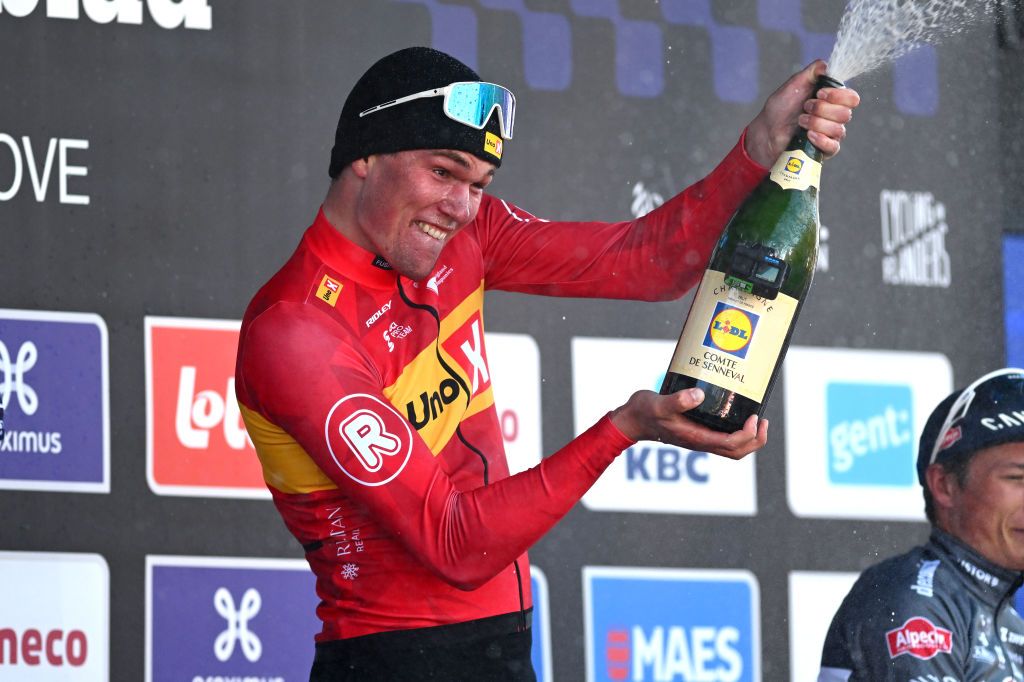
[150,563,320,682]
[0,313,106,485]
[894,47,939,116]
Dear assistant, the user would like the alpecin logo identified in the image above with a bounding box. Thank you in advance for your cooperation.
[213,587,261,663]
[886,616,953,660]
[0,341,38,416]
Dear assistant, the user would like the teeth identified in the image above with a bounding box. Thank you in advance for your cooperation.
[417,222,446,241]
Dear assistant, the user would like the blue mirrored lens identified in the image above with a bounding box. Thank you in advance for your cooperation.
[446,82,515,138]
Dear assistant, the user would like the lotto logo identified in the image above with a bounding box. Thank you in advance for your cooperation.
[145,317,266,498]
[886,617,953,660]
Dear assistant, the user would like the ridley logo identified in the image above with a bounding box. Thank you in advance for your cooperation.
[886,617,953,660]
[325,394,412,486]
[365,300,391,328]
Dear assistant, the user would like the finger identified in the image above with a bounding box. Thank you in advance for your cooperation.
[671,387,705,414]
[818,85,861,109]
[806,130,841,158]
[716,414,770,457]
[803,98,855,125]
[795,59,826,85]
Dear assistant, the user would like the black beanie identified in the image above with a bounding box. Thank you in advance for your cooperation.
[328,47,507,178]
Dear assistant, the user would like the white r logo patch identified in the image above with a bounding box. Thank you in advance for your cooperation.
[325,394,413,486]
[339,409,401,472]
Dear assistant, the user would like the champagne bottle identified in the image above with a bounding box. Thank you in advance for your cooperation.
[660,75,843,433]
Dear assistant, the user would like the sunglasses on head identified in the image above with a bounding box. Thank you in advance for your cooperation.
[927,367,1024,467]
[359,81,516,139]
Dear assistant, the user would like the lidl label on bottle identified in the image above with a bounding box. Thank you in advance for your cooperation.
[668,269,799,402]
[769,149,820,191]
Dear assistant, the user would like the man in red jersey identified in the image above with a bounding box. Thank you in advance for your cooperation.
[235,46,859,680]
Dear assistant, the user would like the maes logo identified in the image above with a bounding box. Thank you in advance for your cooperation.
[604,625,743,681]
[585,567,759,682]
[827,382,914,486]
[703,302,757,359]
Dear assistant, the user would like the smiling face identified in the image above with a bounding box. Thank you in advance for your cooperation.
[932,441,1024,570]
[345,149,496,281]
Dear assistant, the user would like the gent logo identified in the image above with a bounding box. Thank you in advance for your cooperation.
[325,394,412,487]
[213,587,261,663]
[827,381,914,486]
[0,0,212,30]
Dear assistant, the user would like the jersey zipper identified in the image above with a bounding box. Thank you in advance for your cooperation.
[396,276,529,629]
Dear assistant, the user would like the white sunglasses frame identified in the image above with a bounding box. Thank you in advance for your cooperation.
[926,367,1024,467]
[358,81,515,139]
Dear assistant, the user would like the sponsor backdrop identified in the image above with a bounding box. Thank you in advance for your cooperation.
[1,1,1019,679]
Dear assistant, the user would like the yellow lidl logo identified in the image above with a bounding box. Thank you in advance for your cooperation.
[785,156,803,174]
[316,274,343,307]
[484,132,503,159]
[703,302,758,359]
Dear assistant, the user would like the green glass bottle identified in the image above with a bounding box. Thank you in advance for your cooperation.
[660,75,843,433]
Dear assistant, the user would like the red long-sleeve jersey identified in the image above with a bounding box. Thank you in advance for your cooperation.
[234,137,764,644]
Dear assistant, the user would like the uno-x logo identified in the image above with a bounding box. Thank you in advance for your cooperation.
[395,0,938,116]
[0,340,38,415]
[213,587,261,663]
[325,394,412,486]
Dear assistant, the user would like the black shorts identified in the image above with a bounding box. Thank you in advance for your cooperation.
[309,610,536,682]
